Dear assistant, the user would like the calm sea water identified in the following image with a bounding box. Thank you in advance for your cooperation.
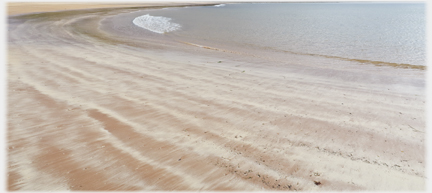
[132,2,426,67]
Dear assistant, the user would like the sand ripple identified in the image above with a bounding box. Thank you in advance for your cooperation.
[7,6,426,191]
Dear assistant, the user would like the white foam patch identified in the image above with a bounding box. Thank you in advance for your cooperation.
[132,14,181,34]
[214,4,226,7]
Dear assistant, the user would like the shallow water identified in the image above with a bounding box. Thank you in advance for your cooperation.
[131,2,426,68]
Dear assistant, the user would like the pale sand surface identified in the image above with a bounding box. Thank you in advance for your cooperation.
[7,2,218,15]
[7,2,426,191]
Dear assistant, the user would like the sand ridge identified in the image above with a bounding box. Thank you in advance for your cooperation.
[6,2,221,16]
[7,2,426,191]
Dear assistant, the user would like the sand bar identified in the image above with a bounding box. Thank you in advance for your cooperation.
[7,2,426,191]
[7,2,220,15]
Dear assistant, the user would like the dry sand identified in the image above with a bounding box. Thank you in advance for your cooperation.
[7,2,217,15]
[6,2,426,191]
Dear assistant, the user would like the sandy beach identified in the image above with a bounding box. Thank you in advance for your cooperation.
[6,2,426,191]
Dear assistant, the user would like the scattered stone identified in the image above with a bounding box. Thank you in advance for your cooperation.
[314,181,321,185]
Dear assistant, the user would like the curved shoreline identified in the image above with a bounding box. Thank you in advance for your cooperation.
[7,2,223,16]
[7,3,426,191]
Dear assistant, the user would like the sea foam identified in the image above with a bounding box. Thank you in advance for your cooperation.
[132,14,181,34]
[214,4,226,7]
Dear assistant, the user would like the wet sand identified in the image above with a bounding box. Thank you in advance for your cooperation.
[7,2,426,191]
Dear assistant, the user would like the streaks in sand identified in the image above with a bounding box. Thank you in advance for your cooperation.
[7,5,425,191]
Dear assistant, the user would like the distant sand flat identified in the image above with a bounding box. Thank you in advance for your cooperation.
[7,2,426,191]
[7,2,217,15]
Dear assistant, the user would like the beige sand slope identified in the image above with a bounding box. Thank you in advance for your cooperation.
[7,3,426,191]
